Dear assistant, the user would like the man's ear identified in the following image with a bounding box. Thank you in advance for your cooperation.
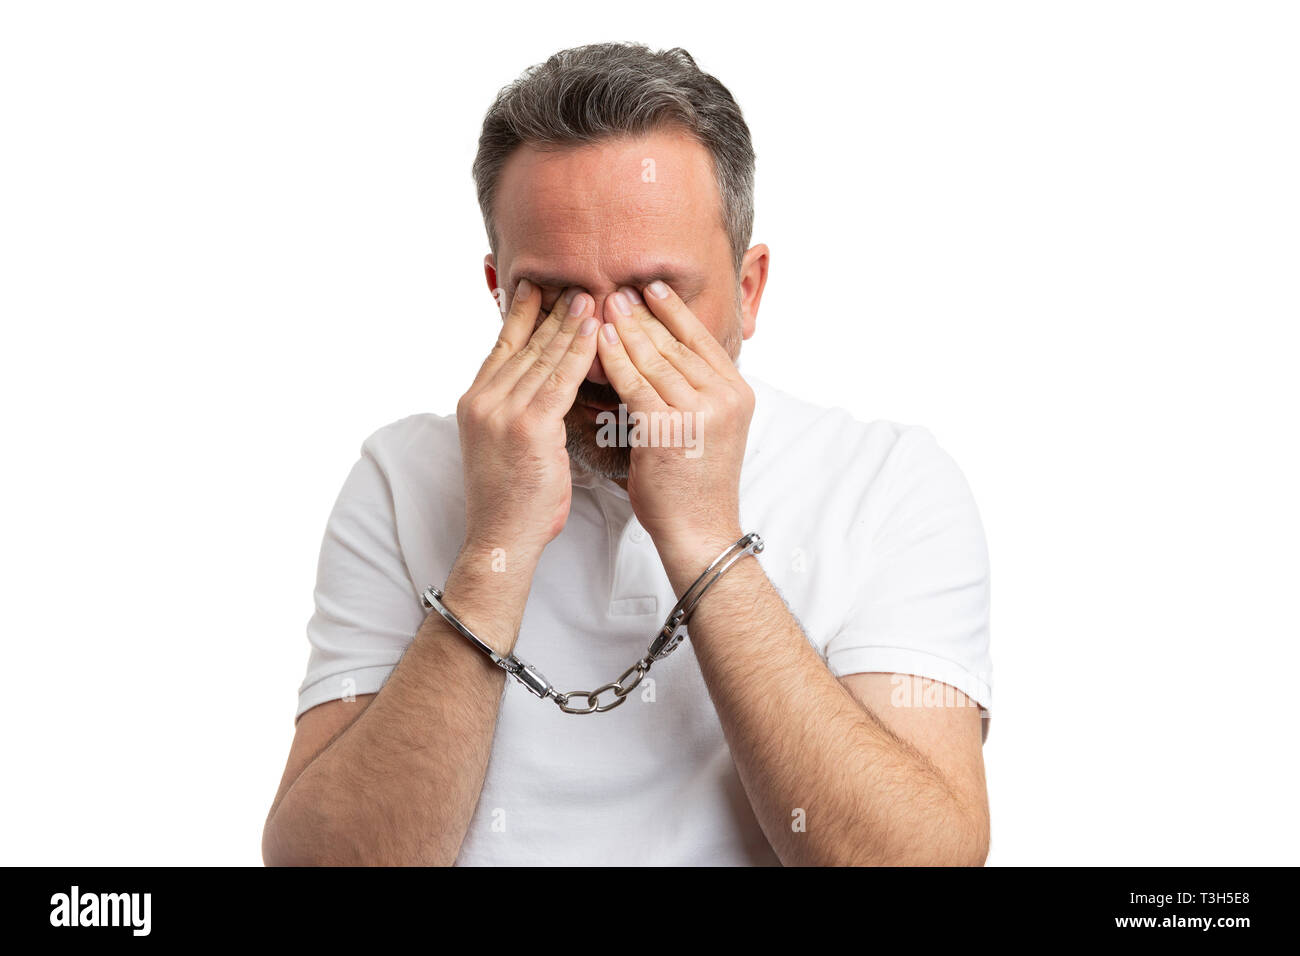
[738,243,770,341]
[484,254,510,319]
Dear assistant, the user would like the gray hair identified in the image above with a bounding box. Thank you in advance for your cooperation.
[472,42,755,274]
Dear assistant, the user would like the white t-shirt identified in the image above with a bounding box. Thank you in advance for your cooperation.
[295,372,992,866]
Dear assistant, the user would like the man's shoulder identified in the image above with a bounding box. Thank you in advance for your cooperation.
[745,373,950,493]
[358,410,460,465]
[346,411,466,516]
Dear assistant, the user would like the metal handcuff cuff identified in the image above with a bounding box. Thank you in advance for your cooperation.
[420,532,764,715]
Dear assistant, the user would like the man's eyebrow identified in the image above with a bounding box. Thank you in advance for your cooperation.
[510,266,704,292]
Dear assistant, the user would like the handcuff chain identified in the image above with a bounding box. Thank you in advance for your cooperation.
[420,532,764,715]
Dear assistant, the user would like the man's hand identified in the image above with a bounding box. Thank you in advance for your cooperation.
[456,279,598,573]
[596,280,754,583]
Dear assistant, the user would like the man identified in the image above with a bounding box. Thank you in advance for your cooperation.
[262,42,992,866]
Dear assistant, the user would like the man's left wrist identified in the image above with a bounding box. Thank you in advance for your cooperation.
[652,525,747,594]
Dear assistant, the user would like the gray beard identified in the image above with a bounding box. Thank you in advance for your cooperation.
[564,410,631,481]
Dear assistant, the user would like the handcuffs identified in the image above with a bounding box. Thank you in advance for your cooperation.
[421,532,764,714]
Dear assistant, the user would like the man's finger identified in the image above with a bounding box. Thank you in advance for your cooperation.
[485,287,584,397]
[606,291,696,407]
[510,291,596,411]
[470,278,545,389]
[595,320,668,412]
[529,311,602,417]
[619,286,717,389]
[640,280,740,380]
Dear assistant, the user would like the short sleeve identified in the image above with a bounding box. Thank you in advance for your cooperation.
[294,442,426,721]
[824,426,993,720]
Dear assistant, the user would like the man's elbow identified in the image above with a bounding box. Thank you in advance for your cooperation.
[956,813,990,866]
[942,803,990,866]
[262,812,306,867]
[261,803,342,867]
[854,804,990,867]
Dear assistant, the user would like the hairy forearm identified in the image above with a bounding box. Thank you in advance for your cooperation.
[263,553,532,866]
[667,554,987,866]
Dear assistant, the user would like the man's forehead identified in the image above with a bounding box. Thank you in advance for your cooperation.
[493,130,727,287]
[498,128,717,201]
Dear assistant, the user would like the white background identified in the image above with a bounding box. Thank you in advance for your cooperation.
[2,1,1296,866]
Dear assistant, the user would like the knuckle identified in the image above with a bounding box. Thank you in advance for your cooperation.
[511,342,541,369]
[650,355,676,379]
[668,339,695,362]
[687,336,714,357]
[457,392,486,422]
[727,383,755,415]
[709,388,737,413]
[545,365,569,392]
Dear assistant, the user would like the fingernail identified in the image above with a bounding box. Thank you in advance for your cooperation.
[516,278,533,298]
[610,291,631,316]
[647,280,669,299]
[569,293,588,317]
[601,323,618,344]
[621,286,643,306]
[579,316,598,336]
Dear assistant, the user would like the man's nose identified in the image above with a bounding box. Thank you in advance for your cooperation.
[585,354,610,385]
[584,291,616,384]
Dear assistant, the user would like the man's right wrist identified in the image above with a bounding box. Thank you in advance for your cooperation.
[424,539,540,657]
[455,534,546,582]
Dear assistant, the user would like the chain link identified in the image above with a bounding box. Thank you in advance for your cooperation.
[554,659,650,714]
